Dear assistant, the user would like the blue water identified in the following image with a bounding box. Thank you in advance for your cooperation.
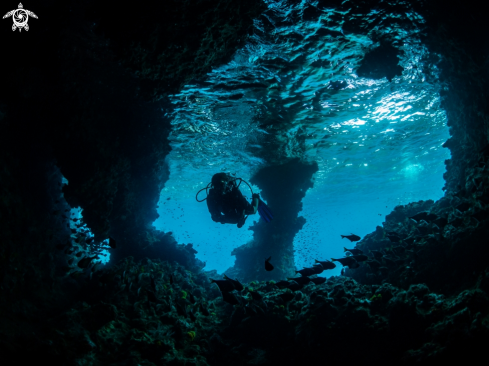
[153,1,450,277]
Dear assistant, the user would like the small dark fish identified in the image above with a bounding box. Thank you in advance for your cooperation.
[331,257,358,267]
[310,277,326,285]
[314,260,336,269]
[250,291,263,301]
[311,264,324,274]
[265,256,274,271]
[286,276,311,285]
[170,274,174,285]
[147,290,158,303]
[295,267,317,276]
[223,274,244,291]
[109,237,116,249]
[344,247,363,255]
[210,278,235,292]
[274,280,293,289]
[288,282,304,291]
[278,292,294,302]
[348,261,360,269]
[222,291,239,305]
[341,234,361,242]
[409,212,430,222]
[351,254,368,262]
[77,255,97,269]
[200,303,210,316]
[341,268,345,276]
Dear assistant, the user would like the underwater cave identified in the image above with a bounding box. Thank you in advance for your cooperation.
[1,0,488,365]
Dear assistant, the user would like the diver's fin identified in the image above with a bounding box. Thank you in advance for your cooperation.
[258,200,273,222]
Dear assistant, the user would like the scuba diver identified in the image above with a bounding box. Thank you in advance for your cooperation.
[196,172,273,228]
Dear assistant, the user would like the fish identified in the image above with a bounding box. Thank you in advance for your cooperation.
[295,267,318,276]
[274,280,293,289]
[286,276,311,285]
[109,237,116,249]
[265,256,274,271]
[223,274,244,291]
[210,278,235,292]
[331,257,358,267]
[341,268,345,276]
[348,261,360,269]
[77,255,97,269]
[311,264,324,274]
[310,277,326,285]
[288,282,304,291]
[344,247,363,255]
[222,291,239,305]
[351,254,368,262]
[278,292,294,302]
[409,212,430,222]
[341,234,361,242]
[314,260,336,269]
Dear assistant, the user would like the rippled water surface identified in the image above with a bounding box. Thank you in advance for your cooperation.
[154,0,450,274]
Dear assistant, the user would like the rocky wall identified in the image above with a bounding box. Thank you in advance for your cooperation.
[225,158,318,283]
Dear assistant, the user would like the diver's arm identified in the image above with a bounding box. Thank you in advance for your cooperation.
[243,193,260,215]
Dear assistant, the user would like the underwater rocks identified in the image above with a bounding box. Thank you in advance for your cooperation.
[86,0,267,101]
[230,159,319,283]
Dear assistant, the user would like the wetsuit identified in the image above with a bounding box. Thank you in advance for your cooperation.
[206,185,255,224]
